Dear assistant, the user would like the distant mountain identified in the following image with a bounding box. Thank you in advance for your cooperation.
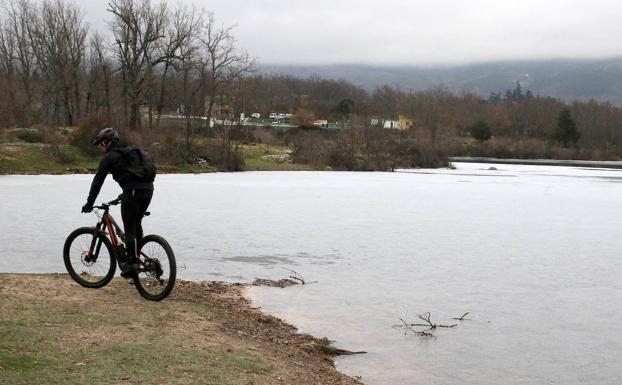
[259,59,622,105]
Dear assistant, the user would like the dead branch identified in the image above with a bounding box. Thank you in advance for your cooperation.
[416,312,457,329]
[280,267,318,285]
[451,312,471,321]
[394,312,459,337]
[393,318,435,337]
[252,268,317,288]
[418,312,434,328]
[252,278,298,288]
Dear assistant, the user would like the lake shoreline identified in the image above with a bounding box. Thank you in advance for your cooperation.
[4,158,622,176]
[449,156,622,169]
[0,142,313,174]
[0,273,363,385]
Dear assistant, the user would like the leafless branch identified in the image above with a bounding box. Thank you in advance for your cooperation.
[451,312,471,321]
[394,312,460,337]
[393,318,435,337]
[281,267,306,284]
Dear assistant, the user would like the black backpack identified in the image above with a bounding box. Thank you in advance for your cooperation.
[114,145,157,183]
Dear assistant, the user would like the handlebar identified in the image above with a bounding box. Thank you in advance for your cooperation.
[93,198,150,217]
[93,198,121,210]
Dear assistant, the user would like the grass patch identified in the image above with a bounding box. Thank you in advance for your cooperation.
[0,144,98,174]
[315,342,337,355]
[0,279,271,385]
[188,303,219,319]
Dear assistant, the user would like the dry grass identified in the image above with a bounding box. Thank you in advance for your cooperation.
[0,274,360,385]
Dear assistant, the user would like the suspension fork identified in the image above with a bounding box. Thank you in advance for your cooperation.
[85,221,105,263]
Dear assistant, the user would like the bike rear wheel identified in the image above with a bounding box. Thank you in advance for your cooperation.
[134,234,176,301]
[63,227,116,288]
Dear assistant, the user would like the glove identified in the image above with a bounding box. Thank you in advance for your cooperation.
[81,203,93,213]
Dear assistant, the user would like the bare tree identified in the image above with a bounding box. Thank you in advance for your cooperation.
[84,32,113,116]
[0,18,17,124]
[107,0,167,130]
[1,0,37,123]
[29,0,88,125]
[196,12,254,133]
[153,3,201,130]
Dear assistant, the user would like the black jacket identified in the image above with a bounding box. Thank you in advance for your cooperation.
[86,142,154,206]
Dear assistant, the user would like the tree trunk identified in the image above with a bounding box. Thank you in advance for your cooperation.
[155,62,171,130]
[129,102,141,130]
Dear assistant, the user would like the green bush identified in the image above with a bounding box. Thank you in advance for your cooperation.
[553,109,581,147]
[470,120,492,141]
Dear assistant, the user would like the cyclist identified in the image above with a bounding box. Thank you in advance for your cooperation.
[81,127,154,278]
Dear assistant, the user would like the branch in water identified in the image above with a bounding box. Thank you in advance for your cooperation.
[281,267,311,284]
[451,312,471,321]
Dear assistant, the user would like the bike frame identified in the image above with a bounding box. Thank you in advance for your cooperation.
[97,210,124,247]
[84,204,125,263]
[85,198,151,266]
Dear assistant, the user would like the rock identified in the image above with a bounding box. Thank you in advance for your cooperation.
[260,154,292,163]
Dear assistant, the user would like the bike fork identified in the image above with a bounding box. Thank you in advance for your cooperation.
[85,235,102,263]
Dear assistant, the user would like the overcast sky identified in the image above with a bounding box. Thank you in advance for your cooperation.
[78,0,622,66]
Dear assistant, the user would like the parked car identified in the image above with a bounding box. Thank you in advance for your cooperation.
[268,112,277,119]
[250,112,261,119]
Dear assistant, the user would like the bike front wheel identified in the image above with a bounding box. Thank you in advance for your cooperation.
[134,234,176,301]
[63,227,116,288]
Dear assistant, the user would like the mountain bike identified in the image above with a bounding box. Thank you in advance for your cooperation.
[63,197,176,301]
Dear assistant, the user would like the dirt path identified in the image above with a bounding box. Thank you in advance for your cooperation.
[0,273,362,385]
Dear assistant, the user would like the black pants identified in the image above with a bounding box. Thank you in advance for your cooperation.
[121,189,153,262]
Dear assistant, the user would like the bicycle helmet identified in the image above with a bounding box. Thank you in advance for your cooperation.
[92,127,120,145]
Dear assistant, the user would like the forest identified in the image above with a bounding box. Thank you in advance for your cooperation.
[1,0,621,171]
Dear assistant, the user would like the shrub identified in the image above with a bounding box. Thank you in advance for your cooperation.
[588,147,620,161]
[289,129,333,168]
[514,138,547,159]
[470,120,492,141]
[251,126,280,145]
[549,145,575,160]
[189,139,245,171]
[290,109,316,128]
[150,127,247,171]
[70,125,100,156]
[42,144,77,164]
[72,114,116,156]
[15,128,43,143]
[35,125,64,145]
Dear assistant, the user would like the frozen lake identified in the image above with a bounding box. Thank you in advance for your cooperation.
[1,164,621,384]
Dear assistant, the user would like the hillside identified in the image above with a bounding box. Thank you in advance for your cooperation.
[261,58,622,105]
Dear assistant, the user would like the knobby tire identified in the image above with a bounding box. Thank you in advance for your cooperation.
[133,234,176,301]
[63,227,116,288]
